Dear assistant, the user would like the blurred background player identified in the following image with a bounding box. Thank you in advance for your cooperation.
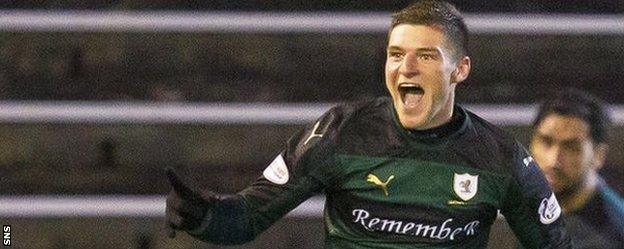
[529,88,624,248]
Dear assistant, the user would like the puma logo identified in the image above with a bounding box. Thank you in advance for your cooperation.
[366,173,395,196]
[304,121,324,145]
[459,180,471,193]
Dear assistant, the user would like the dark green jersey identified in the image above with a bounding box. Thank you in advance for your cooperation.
[190,97,571,248]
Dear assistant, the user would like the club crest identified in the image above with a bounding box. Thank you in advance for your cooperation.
[453,173,478,201]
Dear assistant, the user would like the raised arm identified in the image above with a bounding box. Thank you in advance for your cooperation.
[165,106,346,245]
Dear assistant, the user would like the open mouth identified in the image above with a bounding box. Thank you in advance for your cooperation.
[398,83,424,107]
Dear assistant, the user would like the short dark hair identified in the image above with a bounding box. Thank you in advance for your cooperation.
[390,0,469,60]
[533,88,611,144]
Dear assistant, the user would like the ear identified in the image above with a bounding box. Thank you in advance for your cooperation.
[591,143,608,170]
[451,56,471,84]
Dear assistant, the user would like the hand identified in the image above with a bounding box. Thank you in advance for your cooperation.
[165,167,218,238]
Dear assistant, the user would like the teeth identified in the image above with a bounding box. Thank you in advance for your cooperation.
[399,83,418,88]
[398,83,423,93]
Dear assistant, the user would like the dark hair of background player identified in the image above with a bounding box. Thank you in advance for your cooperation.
[532,88,611,144]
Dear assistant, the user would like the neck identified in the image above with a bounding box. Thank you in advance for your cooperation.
[408,105,463,138]
[418,92,455,130]
[559,172,599,213]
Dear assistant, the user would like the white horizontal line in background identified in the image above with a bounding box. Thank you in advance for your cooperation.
[0,11,622,34]
[0,195,325,218]
[0,101,333,125]
[1,101,624,125]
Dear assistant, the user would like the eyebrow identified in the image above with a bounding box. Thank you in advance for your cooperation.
[535,133,582,144]
[386,46,441,54]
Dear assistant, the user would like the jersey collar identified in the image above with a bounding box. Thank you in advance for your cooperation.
[388,102,470,145]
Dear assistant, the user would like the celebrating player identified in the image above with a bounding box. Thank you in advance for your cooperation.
[166,1,571,248]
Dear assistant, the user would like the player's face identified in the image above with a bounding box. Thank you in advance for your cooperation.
[385,24,470,130]
[530,114,600,196]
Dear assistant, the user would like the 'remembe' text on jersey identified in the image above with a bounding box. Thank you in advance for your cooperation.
[352,209,480,241]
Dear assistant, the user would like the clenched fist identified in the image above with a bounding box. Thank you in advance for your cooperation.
[165,168,218,238]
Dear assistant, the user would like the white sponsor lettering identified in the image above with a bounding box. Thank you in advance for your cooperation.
[450,227,463,240]
[262,154,289,185]
[464,221,479,235]
[414,224,437,237]
[434,219,453,239]
[538,193,562,224]
[353,209,370,228]
[401,222,415,234]
[351,209,480,241]
[381,220,403,233]
[368,218,380,229]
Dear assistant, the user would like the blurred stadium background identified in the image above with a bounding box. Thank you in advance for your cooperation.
[0,1,623,248]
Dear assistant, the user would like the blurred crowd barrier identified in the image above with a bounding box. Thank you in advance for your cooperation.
[2,0,623,12]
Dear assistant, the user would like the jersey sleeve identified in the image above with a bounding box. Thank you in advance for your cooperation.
[500,141,572,249]
[188,105,346,244]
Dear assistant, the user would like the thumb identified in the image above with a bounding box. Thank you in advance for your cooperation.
[165,167,201,201]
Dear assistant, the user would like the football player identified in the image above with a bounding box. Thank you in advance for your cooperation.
[166,1,572,248]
